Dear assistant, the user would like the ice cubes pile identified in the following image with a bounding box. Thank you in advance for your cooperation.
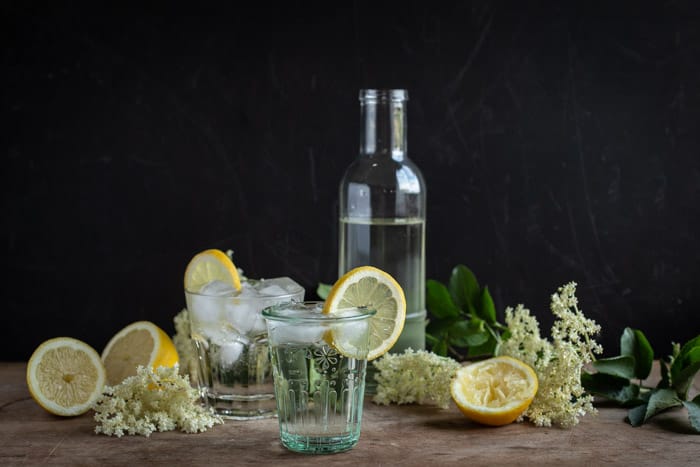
[265,303,371,350]
[187,277,304,365]
[265,302,327,344]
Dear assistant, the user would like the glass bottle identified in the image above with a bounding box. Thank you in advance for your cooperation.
[339,89,426,385]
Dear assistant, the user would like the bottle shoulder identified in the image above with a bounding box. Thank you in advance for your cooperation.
[340,156,426,192]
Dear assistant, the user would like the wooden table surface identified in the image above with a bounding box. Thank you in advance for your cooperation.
[2,362,698,466]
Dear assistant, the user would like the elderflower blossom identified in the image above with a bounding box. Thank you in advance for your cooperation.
[374,349,461,408]
[498,282,603,427]
[173,308,197,378]
[499,304,553,371]
[92,365,222,437]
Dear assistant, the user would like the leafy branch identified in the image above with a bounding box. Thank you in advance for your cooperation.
[425,265,506,360]
[582,330,700,431]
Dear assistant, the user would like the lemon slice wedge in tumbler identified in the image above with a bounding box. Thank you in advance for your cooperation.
[323,266,406,361]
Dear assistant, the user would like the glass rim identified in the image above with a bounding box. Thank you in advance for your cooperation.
[184,278,304,301]
[262,301,376,323]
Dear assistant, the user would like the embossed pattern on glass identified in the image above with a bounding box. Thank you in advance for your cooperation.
[263,302,374,454]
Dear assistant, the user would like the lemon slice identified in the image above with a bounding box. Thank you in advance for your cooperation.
[184,249,241,292]
[101,321,179,386]
[26,337,106,416]
[323,266,406,361]
[451,356,538,426]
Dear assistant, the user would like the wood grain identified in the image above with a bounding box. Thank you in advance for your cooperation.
[1,362,698,466]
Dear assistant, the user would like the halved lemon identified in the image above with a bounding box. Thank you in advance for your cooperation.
[184,249,241,292]
[26,337,106,416]
[101,321,179,386]
[323,266,406,361]
[451,356,538,426]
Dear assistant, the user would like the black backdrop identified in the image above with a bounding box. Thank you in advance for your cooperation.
[3,2,699,361]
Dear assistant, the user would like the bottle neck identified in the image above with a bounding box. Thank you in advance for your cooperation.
[359,89,407,161]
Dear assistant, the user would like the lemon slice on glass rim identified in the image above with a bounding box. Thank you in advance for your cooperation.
[322,266,406,361]
[451,355,538,426]
[184,248,241,292]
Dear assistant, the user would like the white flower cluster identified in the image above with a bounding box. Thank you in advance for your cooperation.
[498,282,603,427]
[173,308,197,378]
[373,349,461,408]
[92,365,222,437]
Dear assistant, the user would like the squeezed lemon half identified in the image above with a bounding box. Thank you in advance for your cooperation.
[451,356,538,426]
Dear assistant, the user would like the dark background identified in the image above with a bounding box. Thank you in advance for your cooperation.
[3,2,699,361]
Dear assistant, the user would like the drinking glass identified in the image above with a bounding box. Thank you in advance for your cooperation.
[263,301,375,454]
[185,277,304,419]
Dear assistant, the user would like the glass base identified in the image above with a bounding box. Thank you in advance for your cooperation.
[279,431,360,454]
[205,393,277,420]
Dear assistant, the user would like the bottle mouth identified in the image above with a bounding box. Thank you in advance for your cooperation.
[359,89,408,102]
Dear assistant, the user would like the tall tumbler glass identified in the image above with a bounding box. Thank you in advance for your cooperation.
[263,301,375,454]
[185,277,304,419]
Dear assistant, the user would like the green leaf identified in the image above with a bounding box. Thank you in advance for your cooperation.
[669,335,700,398]
[425,333,439,347]
[477,286,496,324]
[447,320,489,348]
[466,331,490,347]
[445,320,469,345]
[627,403,648,427]
[426,280,461,319]
[426,317,458,337]
[467,334,498,358]
[500,328,511,342]
[462,331,490,348]
[642,388,682,422]
[592,355,636,379]
[682,395,700,433]
[433,339,448,357]
[316,283,332,300]
[448,265,480,315]
[676,335,700,360]
[581,372,642,406]
[671,353,700,399]
[620,328,654,380]
[671,335,700,383]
